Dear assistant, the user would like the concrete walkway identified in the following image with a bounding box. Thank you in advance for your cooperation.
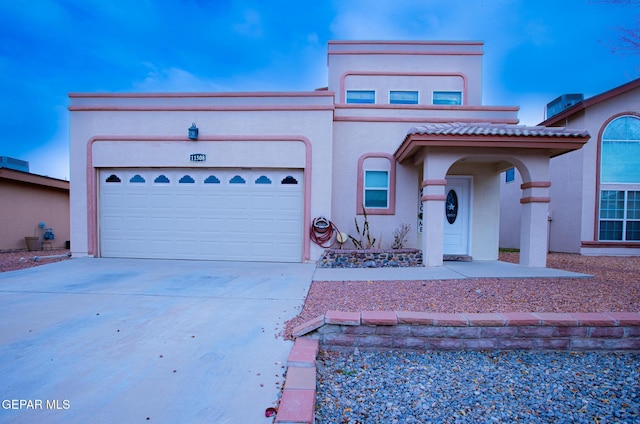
[0,258,315,424]
[313,260,591,281]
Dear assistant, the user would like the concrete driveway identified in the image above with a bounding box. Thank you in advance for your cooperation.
[0,258,315,424]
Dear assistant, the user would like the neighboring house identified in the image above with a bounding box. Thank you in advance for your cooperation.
[69,40,588,267]
[0,162,70,251]
[500,78,640,256]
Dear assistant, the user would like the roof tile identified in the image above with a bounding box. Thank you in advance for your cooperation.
[408,122,589,138]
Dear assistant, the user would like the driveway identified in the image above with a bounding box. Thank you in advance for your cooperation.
[0,258,315,423]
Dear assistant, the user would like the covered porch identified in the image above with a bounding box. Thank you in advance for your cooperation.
[394,123,589,268]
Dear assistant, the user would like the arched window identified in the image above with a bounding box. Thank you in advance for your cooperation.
[599,115,640,241]
[356,153,396,215]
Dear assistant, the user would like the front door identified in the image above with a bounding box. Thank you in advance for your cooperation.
[443,177,470,255]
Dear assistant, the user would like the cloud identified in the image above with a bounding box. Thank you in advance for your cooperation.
[132,66,230,92]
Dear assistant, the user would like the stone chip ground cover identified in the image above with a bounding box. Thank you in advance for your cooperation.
[0,249,71,272]
[316,349,640,423]
[283,253,640,340]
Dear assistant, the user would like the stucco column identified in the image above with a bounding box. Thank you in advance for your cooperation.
[421,179,447,267]
[519,181,551,267]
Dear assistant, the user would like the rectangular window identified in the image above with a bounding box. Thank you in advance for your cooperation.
[505,168,515,183]
[433,91,462,105]
[364,170,389,208]
[599,190,640,241]
[389,91,418,104]
[346,90,375,104]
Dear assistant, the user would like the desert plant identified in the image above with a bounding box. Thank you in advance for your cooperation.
[349,208,376,249]
[391,223,411,249]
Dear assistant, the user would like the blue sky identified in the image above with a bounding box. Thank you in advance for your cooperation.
[1,0,638,180]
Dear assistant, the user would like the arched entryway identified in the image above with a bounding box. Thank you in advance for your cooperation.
[395,123,589,267]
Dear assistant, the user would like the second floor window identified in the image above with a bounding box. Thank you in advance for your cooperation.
[346,90,375,104]
[433,91,462,105]
[390,91,418,104]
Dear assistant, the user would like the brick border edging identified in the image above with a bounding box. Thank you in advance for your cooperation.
[275,338,319,424]
[275,311,640,423]
[293,311,640,351]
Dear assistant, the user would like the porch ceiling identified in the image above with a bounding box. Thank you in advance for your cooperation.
[394,122,590,163]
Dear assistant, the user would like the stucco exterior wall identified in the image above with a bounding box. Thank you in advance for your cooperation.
[327,41,484,105]
[69,92,335,260]
[331,121,421,249]
[0,170,70,251]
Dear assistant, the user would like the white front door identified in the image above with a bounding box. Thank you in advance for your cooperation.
[443,177,471,256]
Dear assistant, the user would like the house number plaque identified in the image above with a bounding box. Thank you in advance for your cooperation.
[190,153,206,162]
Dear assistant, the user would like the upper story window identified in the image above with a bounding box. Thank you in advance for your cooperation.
[433,91,462,106]
[346,90,375,104]
[389,91,418,105]
[601,115,640,183]
[598,115,640,242]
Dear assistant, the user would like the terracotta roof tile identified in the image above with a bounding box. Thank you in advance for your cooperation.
[408,122,589,138]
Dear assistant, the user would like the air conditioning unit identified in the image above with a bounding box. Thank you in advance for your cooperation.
[546,94,584,119]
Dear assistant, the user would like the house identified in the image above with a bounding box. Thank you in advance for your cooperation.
[500,78,640,256]
[0,160,70,251]
[68,40,589,267]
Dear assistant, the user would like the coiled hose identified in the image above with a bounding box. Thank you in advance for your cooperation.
[310,217,345,248]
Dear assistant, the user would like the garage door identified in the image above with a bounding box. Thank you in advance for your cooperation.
[99,168,304,262]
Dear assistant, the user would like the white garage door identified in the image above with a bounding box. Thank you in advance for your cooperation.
[99,168,304,262]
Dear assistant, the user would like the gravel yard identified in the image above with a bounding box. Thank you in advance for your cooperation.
[316,349,640,423]
[0,248,71,273]
[283,252,640,340]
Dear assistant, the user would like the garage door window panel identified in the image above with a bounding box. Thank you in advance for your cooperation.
[255,175,272,184]
[229,175,246,184]
[281,176,298,185]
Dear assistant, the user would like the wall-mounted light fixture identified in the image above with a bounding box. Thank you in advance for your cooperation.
[188,123,199,140]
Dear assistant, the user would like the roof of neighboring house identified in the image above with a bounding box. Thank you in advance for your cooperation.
[540,78,640,126]
[395,122,590,163]
[0,168,69,191]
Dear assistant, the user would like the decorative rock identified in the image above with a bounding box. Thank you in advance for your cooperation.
[317,248,423,268]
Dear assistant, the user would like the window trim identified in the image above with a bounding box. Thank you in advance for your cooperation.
[356,153,396,215]
[594,112,640,243]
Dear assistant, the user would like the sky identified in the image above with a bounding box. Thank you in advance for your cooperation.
[0,0,638,180]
